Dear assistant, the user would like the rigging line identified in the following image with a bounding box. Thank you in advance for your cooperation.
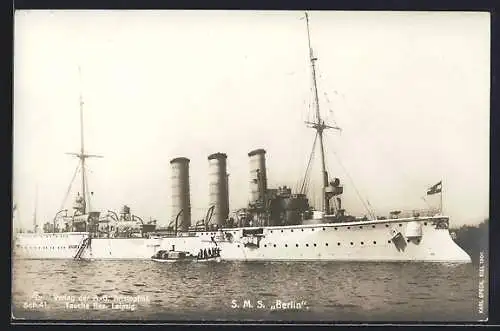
[300,131,318,194]
[307,144,321,203]
[303,168,311,196]
[324,139,376,219]
[314,62,327,117]
[304,158,313,196]
[314,62,337,124]
[305,86,314,123]
[60,162,81,211]
[315,63,342,129]
[301,133,317,194]
[84,164,92,212]
[306,138,318,194]
[338,99,420,195]
[323,91,340,127]
[360,124,422,197]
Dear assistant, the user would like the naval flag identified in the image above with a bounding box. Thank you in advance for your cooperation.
[426,181,442,195]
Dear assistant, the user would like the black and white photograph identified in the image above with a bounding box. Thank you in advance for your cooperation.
[12,10,489,322]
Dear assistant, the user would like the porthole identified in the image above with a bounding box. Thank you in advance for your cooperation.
[387,240,391,244]
[407,239,410,243]
[424,222,427,226]
[337,242,341,246]
[312,228,314,231]
[281,230,284,233]
[350,242,354,245]
[306,244,309,247]
[264,244,267,247]
[347,227,351,230]
[361,242,364,245]
[291,230,294,232]
[273,244,276,247]
[237,245,240,248]
[270,230,273,233]
[322,227,325,231]
[372,225,376,228]
[296,244,299,247]
[285,244,288,247]
[313,243,317,247]
[301,229,304,232]
[399,224,402,227]
[359,226,363,229]
[373,241,377,244]
[325,243,329,247]
[385,224,389,228]
[334,227,338,230]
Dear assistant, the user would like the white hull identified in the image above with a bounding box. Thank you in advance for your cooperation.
[13,233,164,260]
[151,258,191,263]
[13,216,471,263]
[196,257,222,263]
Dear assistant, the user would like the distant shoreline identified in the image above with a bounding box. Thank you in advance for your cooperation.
[451,219,488,265]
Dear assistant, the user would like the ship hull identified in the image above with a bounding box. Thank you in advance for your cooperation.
[13,217,471,263]
[13,232,88,259]
[158,216,471,263]
[13,233,165,260]
[216,228,469,262]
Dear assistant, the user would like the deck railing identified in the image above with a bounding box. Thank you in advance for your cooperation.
[381,208,441,220]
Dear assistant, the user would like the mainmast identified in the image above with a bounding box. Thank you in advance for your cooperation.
[79,67,87,213]
[303,12,341,214]
[66,67,102,215]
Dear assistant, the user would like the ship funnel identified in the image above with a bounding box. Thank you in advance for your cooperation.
[208,153,230,227]
[248,148,267,207]
[170,157,191,231]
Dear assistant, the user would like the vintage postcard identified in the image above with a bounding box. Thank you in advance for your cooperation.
[12,10,489,322]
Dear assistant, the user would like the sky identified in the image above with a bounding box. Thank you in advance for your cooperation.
[13,10,490,230]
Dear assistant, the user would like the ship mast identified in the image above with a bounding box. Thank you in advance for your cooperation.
[304,12,341,214]
[66,67,102,215]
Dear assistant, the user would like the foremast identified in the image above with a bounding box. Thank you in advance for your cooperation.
[303,12,341,215]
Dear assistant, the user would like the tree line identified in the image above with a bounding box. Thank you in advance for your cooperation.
[451,219,488,265]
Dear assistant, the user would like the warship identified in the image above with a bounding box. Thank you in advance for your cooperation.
[14,12,471,263]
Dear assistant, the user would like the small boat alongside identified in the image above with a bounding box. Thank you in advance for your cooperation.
[196,256,222,263]
[196,247,221,262]
[151,249,194,262]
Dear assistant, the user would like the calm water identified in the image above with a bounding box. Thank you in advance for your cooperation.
[12,259,486,322]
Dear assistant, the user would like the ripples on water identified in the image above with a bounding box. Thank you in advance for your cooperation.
[12,259,482,321]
